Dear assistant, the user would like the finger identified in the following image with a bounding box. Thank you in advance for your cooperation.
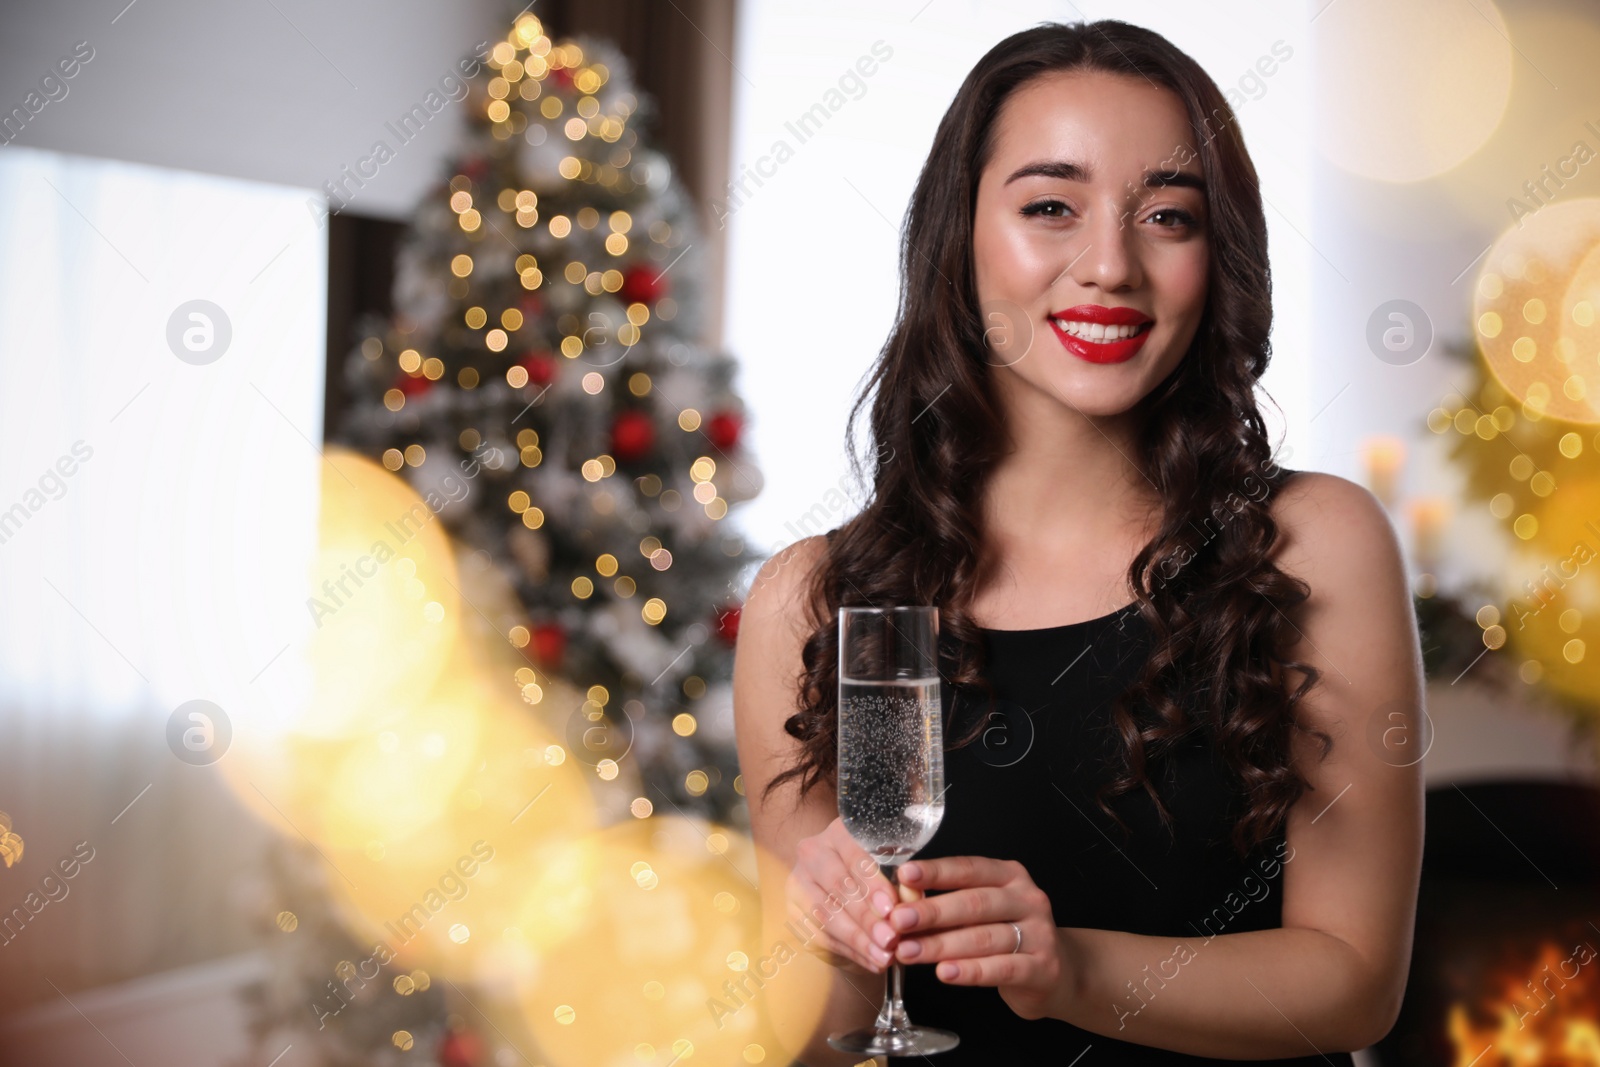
[828,825,900,918]
[787,877,893,973]
[796,838,886,930]
[792,914,873,974]
[801,941,871,975]
[934,953,1033,986]
[792,904,885,972]
[895,920,1019,964]
[888,885,1012,933]
[843,854,901,922]
[900,855,1019,891]
[801,927,886,974]
[821,856,900,952]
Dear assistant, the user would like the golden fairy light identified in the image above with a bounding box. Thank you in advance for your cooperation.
[1503,476,1600,709]
[0,812,23,868]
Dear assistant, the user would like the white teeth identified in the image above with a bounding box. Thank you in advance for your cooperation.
[1052,318,1147,342]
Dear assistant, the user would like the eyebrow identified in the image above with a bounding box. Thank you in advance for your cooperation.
[1004,159,1207,194]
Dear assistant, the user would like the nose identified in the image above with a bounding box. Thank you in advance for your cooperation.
[1063,197,1142,292]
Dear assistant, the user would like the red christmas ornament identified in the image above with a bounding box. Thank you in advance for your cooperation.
[395,371,434,398]
[529,622,566,670]
[549,66,575,90]
[620,263,668,305]
[705,410,743,451]
[518,351,558,387]
[437,1027,484,1067]
[611,410,655,462]
[714,604,741,645]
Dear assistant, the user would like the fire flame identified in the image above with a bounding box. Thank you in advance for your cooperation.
[1449,940,1600,1066]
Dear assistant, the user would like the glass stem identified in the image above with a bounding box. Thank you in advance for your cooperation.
[874,862,913,1032]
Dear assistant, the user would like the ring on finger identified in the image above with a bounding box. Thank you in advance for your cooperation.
[1008,921,1023,955]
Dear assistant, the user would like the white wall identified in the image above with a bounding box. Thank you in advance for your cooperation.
[0,0,503,221]
[723,0,1313,561]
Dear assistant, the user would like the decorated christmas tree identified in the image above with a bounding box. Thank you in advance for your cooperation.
[1430,336,1600,739]
[234,838,457,1067]
[333,13,762,827]
[1411,195,1600,754]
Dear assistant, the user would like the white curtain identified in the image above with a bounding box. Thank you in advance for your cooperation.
[0,145,325,1011]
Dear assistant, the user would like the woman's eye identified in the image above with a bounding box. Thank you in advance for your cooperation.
[1148,208,1199,229]
[1021,199,1071,219]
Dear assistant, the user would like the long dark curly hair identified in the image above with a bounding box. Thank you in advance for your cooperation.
[761,19,1329,861]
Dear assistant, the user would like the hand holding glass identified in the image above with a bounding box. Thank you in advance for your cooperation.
[827,605,959,1056]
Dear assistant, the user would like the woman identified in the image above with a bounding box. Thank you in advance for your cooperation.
[732,18,1423,1065]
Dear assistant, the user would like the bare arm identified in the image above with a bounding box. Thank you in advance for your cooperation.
[888,473,1424,1058]
[1047,473,1424,1055]
[732,535,900,1066]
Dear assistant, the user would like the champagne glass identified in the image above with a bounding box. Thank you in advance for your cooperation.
[828,605,959,1056]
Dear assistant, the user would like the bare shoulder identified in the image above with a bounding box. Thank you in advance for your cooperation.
[1264,469,1419,736]
[732,533,836,849]
[1267,469,1405,600]
[741,533,831,633]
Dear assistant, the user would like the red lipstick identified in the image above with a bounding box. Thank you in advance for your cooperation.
[1047,304,1154,364]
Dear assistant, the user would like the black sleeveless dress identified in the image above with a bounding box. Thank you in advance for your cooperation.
[897,602,1359,1065]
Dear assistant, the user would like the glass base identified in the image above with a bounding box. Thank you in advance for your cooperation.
[827,1024,960,1056]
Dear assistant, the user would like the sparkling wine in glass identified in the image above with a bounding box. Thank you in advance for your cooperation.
[827,605,959,1057]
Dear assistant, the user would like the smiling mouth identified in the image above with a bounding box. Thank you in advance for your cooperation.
[1046,317,1154,364]
[1047,317,1153,342]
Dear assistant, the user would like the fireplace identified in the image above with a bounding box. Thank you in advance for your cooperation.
[1372,779,1600,1066]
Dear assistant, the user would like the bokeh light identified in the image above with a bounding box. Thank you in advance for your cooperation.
[1314,0,1512,183]
[1473,198,1600,424]
[516,816,831,1066]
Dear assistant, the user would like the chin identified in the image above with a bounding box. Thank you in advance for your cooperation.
[1040,376,1148,418]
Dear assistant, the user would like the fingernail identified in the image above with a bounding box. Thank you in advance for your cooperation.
[898,939,921,960]
[872,921,896,948]
[872,945,892,967]
[872,891,892,918]
[902,862,920,880]
[890,907,915,931]
[937,962,958,980]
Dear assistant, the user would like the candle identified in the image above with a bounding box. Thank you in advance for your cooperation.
[1407,497,1450,572]
[1364,435,1406,508]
